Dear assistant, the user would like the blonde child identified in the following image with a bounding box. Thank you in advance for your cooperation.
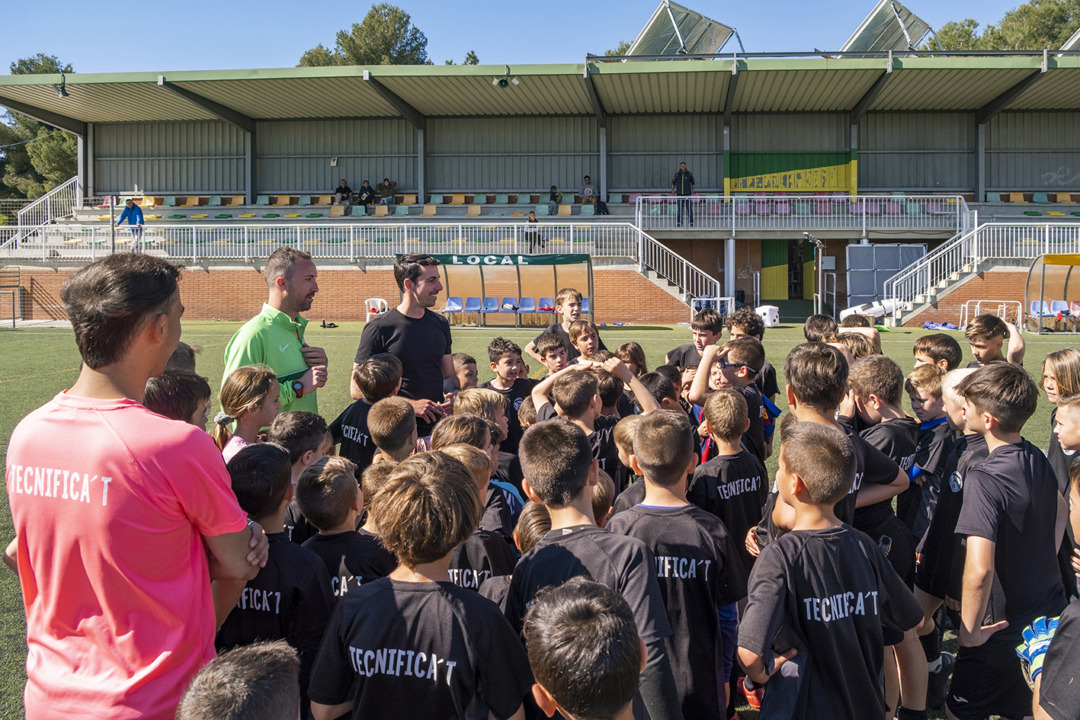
[1044,348,1080,495]
[213,365,281,462]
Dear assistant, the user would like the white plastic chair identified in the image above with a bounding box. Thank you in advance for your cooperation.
[365,298,389,321]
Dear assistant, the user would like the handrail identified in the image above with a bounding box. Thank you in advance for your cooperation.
[0,219,725,308]
[12,177,82,246]
[634,194,969,234]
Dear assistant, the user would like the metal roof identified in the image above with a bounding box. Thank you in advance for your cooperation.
[3,55,1080,130]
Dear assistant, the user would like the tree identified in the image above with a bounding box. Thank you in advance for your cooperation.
[0,54,76,199]
[298,4,428,66]
[464,50,479,65]
[930,0,1080,50]
[927,19,983,51]
[605,40,632,56]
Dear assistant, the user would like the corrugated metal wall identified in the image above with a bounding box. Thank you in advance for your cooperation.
[859,113,974,190]
[256,118,416,193]
[732,114,847,152]
[426,117,597,192]
[608,115,721,191]
[986,112,1080,191]
[94,121,245,194]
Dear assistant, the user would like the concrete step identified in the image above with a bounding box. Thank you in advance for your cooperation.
[643,269,690,304]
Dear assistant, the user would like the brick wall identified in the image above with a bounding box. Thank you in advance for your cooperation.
[2,263,691,325]
[902,268,1029,327]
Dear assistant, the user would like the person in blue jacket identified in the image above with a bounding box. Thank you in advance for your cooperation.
[116,198,144,241]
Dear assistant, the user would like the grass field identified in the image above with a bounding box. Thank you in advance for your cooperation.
[1,319,1076,718]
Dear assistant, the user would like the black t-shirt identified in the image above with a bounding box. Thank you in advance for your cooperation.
[329,399,376,475]
[355,309,452,437]
[955,441,1067,624]
[666,344,702,369]
[612,476,646,516]
[480,485,514,547]
[738,525,923,720]
[504,524,672,646]
[308,579,532,720]
[216,532,335,711]
[480,378,537,454]
[737,384,767,466]
[335,184,353,196]
[607,505,746,720]
[531,323,608,362]
[756,359,780,400]
[449,529,516,592]
[285,501,317,545]
[903,418,956,540]
[853,417,918,533]
[302,530,398,599]
[1039,595,1080,720]
[537,402,625,485]
[914,434,988,600]
[478,575,512,613]
[688,449,769,578]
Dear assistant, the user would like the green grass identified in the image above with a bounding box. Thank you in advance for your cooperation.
[1,320,1075,718]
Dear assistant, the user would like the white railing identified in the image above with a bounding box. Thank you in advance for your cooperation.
[885,222,1080,319]
[0,219,727,311]
[635,194,969,234]
[14,177,82,240]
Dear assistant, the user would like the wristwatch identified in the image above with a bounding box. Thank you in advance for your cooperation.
[292,380,304,398]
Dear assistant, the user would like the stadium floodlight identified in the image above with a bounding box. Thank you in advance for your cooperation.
[626,0,735,58]
[54,73,69,99]
[841,0,939,53]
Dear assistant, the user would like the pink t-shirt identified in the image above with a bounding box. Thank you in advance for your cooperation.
[6,392,249,720]
[221,434,252,464]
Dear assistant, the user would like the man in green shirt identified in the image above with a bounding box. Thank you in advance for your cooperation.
[223,247,327,414]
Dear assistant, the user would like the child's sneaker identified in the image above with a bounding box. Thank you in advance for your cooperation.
[738,676,764,710]
[926,651,955,710]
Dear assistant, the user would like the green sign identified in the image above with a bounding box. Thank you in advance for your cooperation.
[400,254,590,266]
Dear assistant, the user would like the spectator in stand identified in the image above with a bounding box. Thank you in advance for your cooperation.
[580,175,598,206]
[672,162,695,227]
[525,210,543,253]
[356,181,375,208]
[332,180,352,207]
[116,198,144,242]
[377,178,396,205]
[548,185,562,215]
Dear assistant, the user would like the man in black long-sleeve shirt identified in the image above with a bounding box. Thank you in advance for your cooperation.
[671,162,695,227]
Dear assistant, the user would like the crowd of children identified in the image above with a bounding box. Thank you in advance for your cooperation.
[14,255,1080,720]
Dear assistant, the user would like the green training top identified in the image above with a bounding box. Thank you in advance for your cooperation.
[222,303,318,414]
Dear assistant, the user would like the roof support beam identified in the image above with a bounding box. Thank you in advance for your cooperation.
[976,55,1048,125]
[0,95,86,136]
[723,58,740,125]
[849,52,894,125]
[157,76,254,133]
[363,71,426,131]
[582,64,607,128]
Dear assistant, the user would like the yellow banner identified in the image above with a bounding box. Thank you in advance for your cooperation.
[730,163,852,192]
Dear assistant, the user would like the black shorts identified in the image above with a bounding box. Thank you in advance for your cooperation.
[868,515,916,646]
[946,627,1032,720]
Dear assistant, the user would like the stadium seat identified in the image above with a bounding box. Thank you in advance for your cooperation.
[299,195,312,206]
[274,196,292,206]
[429,194,443,205]
[463,297,482,314]
[330,205,345,218]
[1057,193,1076,204]
[466,205,481,217]
[905,200,924,216]
[538,296,555,314]
[207,196,221,207]
[313,195,331,206]
[517,298,537,319]
[557,204,572,217]
[1025,211,1043,216]
[608,193,623,204]
[985,192,1003,203]
[499,297,518,314]
[1071,301,1080,316]
[402,194,418,205]
[145,214,162,220]
[734,195,751,216]
[183,196,200,208]
[140,196,157,207]
[368,204,384,217]
[707,199,724,216]
[450,194,466,205]
[1009,192,1027,204]
[774,195,791,217]
[753,194,771,216]
[1031,301,1052,316]
[191,213,209,219]
[794,199,812,216]
[442,296,463,313]
[481,297,499,323]
[581,297,591,314]
[283,213,300,218]
[229,196,246,206]
[215,214,232,219]
[628,193,642,206]
[306,213,323,218]
[255,195,270,206]
[580,204,595,216]
[422,205,437,217]
[474,194,487,205]
[1034,192,1051,204]
[168,214,185,220]
[262,213,280,219]
[164,196,177,207]
[815,197,832,215]
[516,194,533,205]
[494,193,509,205]
[353,205,366,216]
[395,205,409,216]
[1051,300,1071,316]
[1049,211,1067,216]
[534,204,549,216]
[239,213,256,219]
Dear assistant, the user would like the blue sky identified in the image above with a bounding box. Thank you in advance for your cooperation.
[4,0,1025,74]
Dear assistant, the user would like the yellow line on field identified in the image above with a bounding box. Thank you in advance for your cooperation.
[0,367,80,384]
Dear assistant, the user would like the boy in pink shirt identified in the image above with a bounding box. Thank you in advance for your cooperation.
[4,254,268,720]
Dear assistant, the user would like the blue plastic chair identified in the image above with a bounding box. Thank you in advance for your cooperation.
[582,297,591,314]
[481,297,499,325]
[1031,300,1052,316]
[516,298,537,326]
[1050,300,1071,315]
[500,297,519,313]
[441,296,463,313]
[538,296,555,315]
[463,297,482,313]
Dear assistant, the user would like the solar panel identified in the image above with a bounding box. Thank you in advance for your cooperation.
[626,0,735,57]
[841,0,935,53]
[1060,26,1080,51]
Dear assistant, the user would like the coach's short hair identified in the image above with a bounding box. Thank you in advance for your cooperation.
[785,342,848,411]
[176,640,300,720]
[262,246,313,286]
[373,452,482,566]
[520,419,593,506]
[524,578,641,720]
[393,253,440,292]
[780,421,855,506]
[61,253,180,369]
